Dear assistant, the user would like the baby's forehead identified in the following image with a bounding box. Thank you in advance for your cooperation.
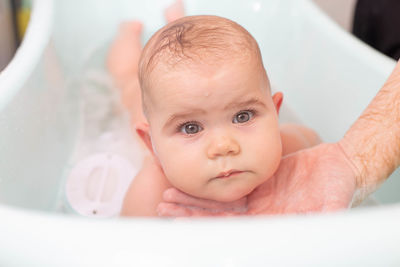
[149,55,264,91]
[139,15,262,81]
[148,61,269,105]
[138,15,267,117]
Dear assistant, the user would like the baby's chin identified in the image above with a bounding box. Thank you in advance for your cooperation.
[215,173,276,202]
[211,193,248,203]
[205,184,257,203]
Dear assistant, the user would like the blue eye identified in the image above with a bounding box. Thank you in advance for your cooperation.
[233,110,254,123]
[180,123,203,135]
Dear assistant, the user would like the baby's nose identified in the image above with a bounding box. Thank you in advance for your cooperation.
[207,134,240,159]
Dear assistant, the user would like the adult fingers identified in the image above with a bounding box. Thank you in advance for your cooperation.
[163,188,247,212]
[157,202,239,217]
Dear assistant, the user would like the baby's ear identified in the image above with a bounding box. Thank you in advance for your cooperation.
[272,92,283,115]
[135,122,154,153]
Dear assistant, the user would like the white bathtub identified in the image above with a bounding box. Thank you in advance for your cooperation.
[1,0,400,266]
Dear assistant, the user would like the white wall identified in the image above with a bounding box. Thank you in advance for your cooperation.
[312,0,357,31]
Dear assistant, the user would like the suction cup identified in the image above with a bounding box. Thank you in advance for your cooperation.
[66,153,135,217]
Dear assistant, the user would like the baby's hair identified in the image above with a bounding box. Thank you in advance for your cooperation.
[138,15,265,115]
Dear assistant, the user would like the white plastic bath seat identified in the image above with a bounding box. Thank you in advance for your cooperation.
[66,153,135,217]
[62,65,142,217]
[1,0,400,266]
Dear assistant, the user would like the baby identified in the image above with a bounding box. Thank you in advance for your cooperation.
[108,9,320,216]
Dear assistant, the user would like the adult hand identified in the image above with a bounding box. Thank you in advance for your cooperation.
[157,143,358,217]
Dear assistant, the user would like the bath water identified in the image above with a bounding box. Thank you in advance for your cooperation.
[55,43,378,217]
[56,45,143,217]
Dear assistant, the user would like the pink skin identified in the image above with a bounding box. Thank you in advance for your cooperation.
[156,60,400,218]
[106,0,184,128]
[138,60,284,202]
[108,2,323,216]
[157,143,356,216]
[164,0,184,23]
[107,21,143,89]
[108,4,400,217]
[106,20,147,134]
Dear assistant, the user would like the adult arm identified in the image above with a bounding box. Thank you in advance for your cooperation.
[339,59,400,204]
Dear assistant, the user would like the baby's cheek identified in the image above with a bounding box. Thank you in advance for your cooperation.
[252,131,282,174]
[160,151,200,191]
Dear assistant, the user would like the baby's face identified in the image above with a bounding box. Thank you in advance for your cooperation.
[145,59,282,202]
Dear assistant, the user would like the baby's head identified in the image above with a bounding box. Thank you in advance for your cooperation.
[137,15,283,202]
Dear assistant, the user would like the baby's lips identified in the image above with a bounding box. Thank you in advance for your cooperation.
[215,170,243,178]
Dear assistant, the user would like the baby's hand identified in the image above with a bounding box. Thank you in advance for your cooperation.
[157,188,248,217]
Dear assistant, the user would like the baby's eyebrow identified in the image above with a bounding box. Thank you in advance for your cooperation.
[223,97,266,110]
[163,98,266,130]
[164,108,207,128]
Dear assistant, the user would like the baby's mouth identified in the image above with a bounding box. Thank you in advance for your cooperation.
[215,170,243,179]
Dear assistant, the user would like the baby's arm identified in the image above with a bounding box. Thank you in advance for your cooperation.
[280,123,321,156]
[121,155,171,216]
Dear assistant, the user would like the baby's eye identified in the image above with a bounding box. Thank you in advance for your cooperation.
[180,123,203,135]
[233,110,254,124]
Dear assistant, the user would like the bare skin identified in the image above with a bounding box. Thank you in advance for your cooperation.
[157,143,355,216]
[107,21,147,135]
[164,0,185,23]
[107,0,184,139]
[340,59,400,204]
[107,4,322,216]
[107,2,182,216]
[157,60,400,217]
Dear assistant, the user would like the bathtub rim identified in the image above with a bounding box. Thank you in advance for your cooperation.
[0,0,53,110]
[0,0,398,222]
[0,0,400,264]
[0,0,398,217]
[301,0,396,74]
[1,201,400,266]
